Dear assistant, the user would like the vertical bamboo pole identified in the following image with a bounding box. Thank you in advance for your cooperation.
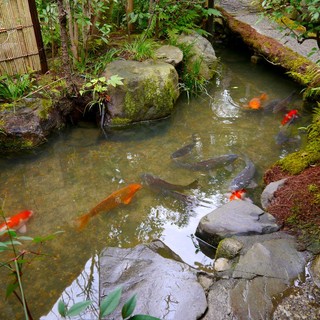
[27,0,48,73]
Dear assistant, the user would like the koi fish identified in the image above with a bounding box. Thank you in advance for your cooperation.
[171,134,198,159]
[247,93,268,110]
[229,189,247,201]
[0,210,33,234]
[171,142,196,159]
[263,91,296,113]
[173,154,238,171]
[141,173,198,204]
[141,173,198,192]
[76,183,142,230]
[229,157,256,191]
[281,109,299,126]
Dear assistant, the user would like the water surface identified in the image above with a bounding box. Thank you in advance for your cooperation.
[0,48,308,319]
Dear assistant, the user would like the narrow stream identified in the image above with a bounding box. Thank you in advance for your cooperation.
[0,47,310,319]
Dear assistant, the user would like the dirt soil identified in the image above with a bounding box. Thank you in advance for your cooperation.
[264,165,320,253]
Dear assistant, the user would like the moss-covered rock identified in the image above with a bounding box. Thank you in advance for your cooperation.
[0,97,71,153]
[102,60,180,126]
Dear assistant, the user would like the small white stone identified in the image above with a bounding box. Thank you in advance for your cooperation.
[214,258,231,272]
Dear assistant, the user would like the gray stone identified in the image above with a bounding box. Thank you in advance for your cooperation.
[196,200,280,246]
[261,178,287,210]
[155,45,183,66]
[0,97,70,152]
[310,254,320,288]
[177,32,218,80]
[215,238,243,260]
[214,258,231,272]
[230,277,287,320]
[233,238,307,281]
[99,240,207,320]
[102,60,180,125]
[202,279,237,320]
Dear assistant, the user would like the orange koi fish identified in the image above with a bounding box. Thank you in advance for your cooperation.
[76,183,142,230]
[0,210,33,234]
[281,109,298,125]
[248,93,268,109]
[229,189,247,201]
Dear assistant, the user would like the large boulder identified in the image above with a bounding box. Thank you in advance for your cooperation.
[177,32,218,80]
[0,97,71,152]
[102,60,180,126]
[196,200,280,246]
[99,240,207,320]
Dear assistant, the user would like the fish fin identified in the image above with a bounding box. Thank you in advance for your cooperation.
[76,213,91,231]
[247,180,258,189]
[18,224,27,233]
[186,179,199,190]
[123,195,133,205]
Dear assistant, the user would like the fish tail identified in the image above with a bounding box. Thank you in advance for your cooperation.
[186,179,199,189]
[76,213,91,231]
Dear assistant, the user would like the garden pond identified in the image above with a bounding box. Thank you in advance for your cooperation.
[0,47,311,319]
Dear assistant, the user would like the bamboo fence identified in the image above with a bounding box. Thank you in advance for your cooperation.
[0,0,42,75]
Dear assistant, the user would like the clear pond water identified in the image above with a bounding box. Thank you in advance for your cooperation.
[0,47,310,319]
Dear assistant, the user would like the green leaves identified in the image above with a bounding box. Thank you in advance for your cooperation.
[100,287,122,317]
[57,287,160,319]
[121,293,137,318]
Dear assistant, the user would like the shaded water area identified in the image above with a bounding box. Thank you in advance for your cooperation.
[0,47,310,319]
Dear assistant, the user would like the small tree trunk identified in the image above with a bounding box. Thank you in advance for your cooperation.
[56,0,77,95]
[127,0,134,36]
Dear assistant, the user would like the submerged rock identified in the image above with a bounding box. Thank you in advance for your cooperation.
[196,200,280,246]
[99,240,207,320]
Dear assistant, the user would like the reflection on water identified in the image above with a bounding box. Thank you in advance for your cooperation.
[0,48,310,319]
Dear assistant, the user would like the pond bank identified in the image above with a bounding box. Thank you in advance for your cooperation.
[217,0,320,97]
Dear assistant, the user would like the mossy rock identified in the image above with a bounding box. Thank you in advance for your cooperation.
[0,97,69,153]
[102,60,180,126]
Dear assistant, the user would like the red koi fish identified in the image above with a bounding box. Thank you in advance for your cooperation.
[248,93,268,110]
[0,210,33,234]
[76,183,142,230]
[281,109,298,125]
[229,189,247,201]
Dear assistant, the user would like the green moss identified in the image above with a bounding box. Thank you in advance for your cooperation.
[110,117,131,126]
[123,71,177,120]
[277,107,320,174]
[37,99,53,119]
[308,184,320,204]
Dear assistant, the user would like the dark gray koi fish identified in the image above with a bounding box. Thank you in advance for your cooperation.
[141,173,199,192]
[173,154,239,171]
[229,157,256,191]
[141,173,198,204]
[263,91,296,113]
[275,126,301,145]
[171,142,196,159]
[171,134,198,159]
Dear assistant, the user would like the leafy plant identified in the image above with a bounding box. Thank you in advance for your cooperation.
[80,75,124,129]
[0,74,36,103]
[122,38,157,61]
[262,0,320,54]
[58,287,160,319]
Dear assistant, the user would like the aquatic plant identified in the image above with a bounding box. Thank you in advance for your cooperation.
[58,287,160,319]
